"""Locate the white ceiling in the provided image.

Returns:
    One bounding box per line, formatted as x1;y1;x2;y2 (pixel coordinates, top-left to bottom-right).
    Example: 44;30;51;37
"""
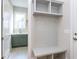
10;0;28;8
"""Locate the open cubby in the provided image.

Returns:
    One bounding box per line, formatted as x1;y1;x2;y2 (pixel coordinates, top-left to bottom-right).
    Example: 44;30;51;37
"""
36;0;50;12
51;2;63;14
54;52;65;59
37;55;52;59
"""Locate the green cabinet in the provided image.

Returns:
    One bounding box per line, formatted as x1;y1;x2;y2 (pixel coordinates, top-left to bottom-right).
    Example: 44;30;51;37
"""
11;34;28;48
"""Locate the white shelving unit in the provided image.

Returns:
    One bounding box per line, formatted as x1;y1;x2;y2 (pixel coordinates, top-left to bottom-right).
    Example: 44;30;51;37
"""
33;0;63;16
31;0;66;59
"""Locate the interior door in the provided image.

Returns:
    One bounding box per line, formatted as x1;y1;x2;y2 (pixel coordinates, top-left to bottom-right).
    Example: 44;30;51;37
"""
3;0;10;58
72;0;77;59
70;0;77;59
2;0;12;59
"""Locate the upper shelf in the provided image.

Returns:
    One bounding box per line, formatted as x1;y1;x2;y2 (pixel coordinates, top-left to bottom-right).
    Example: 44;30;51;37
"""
33;0;63;16
33;11;63;16
51;0;63;5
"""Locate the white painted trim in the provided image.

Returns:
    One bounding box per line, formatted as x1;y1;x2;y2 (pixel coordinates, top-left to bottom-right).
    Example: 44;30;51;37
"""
28;0;32;59
70;0;77;59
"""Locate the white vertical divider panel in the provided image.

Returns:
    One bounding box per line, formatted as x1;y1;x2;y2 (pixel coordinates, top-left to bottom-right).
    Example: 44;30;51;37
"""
49;0;51;13
34;0;36;12
28;0;33;59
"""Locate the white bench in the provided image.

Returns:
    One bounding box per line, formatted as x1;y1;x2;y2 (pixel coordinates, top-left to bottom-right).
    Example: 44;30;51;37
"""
33;47;67;59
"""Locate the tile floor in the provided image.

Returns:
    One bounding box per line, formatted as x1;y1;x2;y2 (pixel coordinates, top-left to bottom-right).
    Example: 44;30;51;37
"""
8;47;28;59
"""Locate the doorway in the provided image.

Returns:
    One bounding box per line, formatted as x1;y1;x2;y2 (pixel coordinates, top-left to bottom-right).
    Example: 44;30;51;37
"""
2;0;28;59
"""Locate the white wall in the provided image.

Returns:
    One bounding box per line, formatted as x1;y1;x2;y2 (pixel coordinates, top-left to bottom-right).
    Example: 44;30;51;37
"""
10;0;28;8
32;16;59;48
3;0;13;59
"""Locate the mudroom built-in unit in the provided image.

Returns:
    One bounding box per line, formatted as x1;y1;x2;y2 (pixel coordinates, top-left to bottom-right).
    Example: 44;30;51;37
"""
28;0;67;59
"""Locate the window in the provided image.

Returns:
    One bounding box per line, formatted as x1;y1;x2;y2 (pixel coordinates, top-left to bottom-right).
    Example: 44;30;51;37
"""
13;12;27;34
